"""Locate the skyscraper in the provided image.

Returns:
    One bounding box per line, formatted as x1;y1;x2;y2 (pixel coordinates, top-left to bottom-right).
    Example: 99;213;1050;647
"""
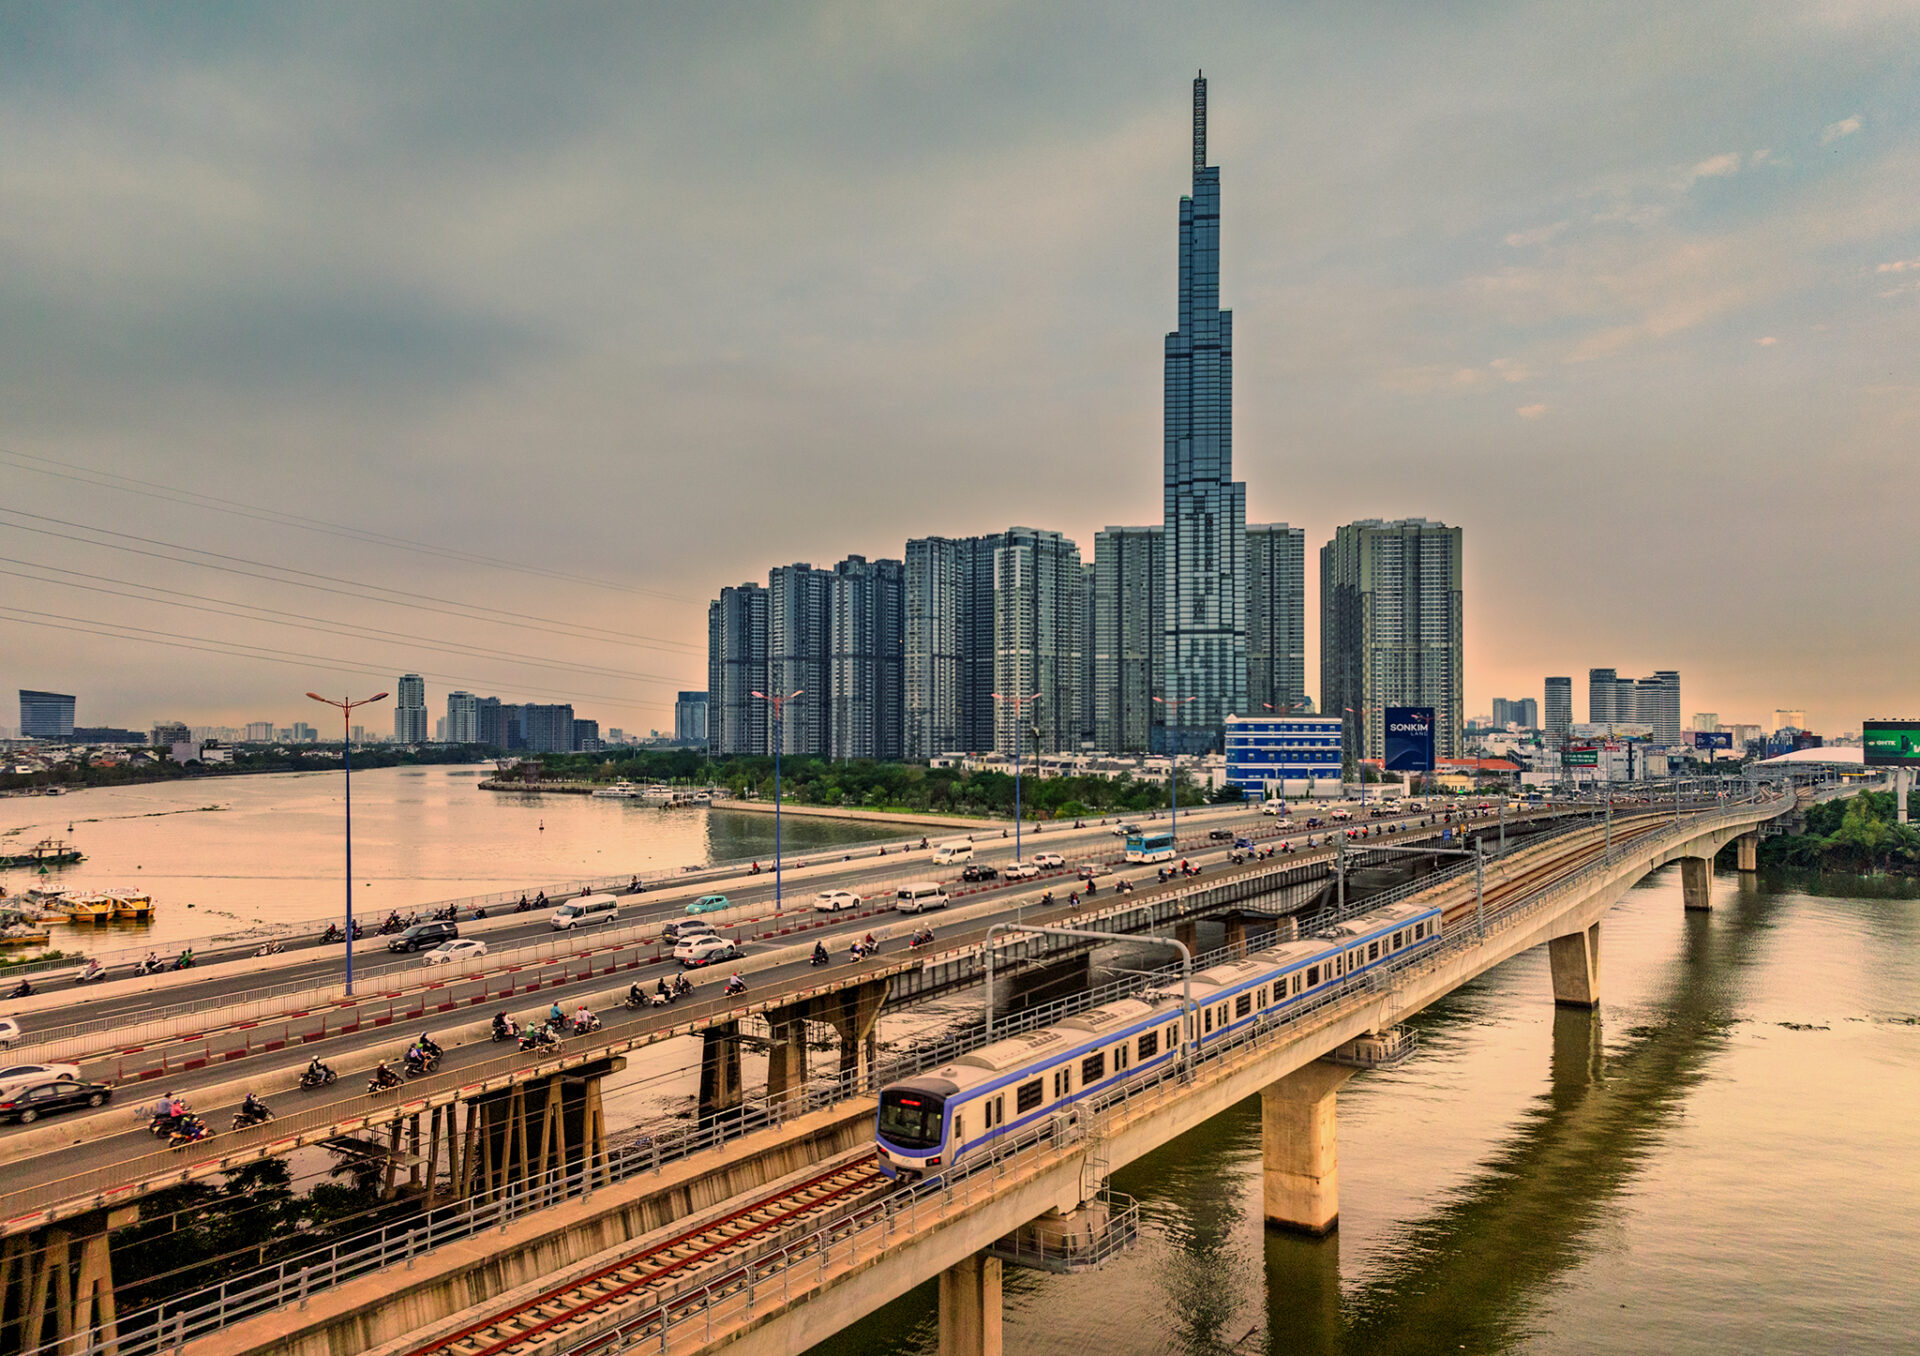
767;563;832;757
1246;524;1306;720
520;704;575;755
1320;518;1464;761
1091;526;1164;753
1586;668;1617;725
826;555;906;761
394;674;428;743
1162;71;1247;754
992;528;1084;756
18;690;75;741
1644;670;1681;745
905;536;965;759
673;691;709;745
707;583;768;756
445;691;479;744
1544;677;1573;743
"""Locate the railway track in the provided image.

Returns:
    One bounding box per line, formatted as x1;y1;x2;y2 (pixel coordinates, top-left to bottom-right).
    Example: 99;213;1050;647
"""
1437;816;1667;928
409;1154;890;1356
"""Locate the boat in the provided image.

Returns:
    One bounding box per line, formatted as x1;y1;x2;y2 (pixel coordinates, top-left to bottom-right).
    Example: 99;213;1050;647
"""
591;781;643;799
0;921;50;947
102;889;155;923
0;839;84;870
48;894;113;925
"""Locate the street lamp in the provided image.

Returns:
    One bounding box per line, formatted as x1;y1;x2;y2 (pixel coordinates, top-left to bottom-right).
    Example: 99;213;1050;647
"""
1343;706;1369;808
1153;696;1199;842
991;692;1042;863
1263;700;1308;806
307;690;389;995
751;689;804;909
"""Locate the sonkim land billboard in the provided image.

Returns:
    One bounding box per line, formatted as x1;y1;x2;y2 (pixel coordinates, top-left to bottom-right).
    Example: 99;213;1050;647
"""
1862;720;1920;767
1383;707;1435;772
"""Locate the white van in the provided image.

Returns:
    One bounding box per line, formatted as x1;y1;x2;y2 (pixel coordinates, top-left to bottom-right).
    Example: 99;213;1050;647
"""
930;839;974;866
896;882;951;914
550;894;620;931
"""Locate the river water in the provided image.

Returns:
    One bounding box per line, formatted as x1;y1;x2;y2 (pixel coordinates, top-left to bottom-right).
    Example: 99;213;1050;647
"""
811;867;1920;1356
0;766;901;951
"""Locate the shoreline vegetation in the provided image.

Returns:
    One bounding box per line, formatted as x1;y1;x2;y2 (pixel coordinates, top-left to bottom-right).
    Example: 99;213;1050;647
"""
1;744;497;795
1723;790;1920;879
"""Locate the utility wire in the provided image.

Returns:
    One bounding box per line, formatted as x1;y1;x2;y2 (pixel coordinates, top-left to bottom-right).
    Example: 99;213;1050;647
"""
0;444;693;603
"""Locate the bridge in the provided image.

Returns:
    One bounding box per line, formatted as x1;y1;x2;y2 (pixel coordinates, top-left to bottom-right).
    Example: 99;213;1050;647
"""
0;776;1861;1356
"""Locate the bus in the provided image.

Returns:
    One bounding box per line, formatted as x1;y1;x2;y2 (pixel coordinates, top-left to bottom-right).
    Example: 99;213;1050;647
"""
1125;829;1176;864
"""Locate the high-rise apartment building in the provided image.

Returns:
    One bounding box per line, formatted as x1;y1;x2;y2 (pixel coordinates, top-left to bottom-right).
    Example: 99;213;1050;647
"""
394;674;428;744
826;555;906;761
1246;524;1306;720
673;691;708;745
1515;697;1538;729
1320;518;1464;761
444;691;480;744
1587;668;1617;725
1161;72;1247;754
476;697;516;749
1770;709;1806;733
18;690;75;740
904;537;966;759
520;704;575;755
707;583;768;756
243;720;275;743
992;528;1084;756
572;719;601;753
1643;670;1681;745
1544;678;1572;744
1091;526;1164;754
767;563;832;757
1693;713;1720;732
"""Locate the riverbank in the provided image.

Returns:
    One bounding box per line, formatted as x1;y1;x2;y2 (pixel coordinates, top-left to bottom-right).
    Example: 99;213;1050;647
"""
706;799;1006;831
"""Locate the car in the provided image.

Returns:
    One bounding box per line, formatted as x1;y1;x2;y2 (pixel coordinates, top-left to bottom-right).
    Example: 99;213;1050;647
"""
1304;816;1323;828
1329;810;1353;822
0;1078;112;1124
1208;828;1236;841
960;864;998;883
1112;823;1142;837
1076;862;1111;879
662;919;718;944
0;1061;82;1101
675;934;740;967
813;890;862;913
1032;853;1065;870
1004;861;1041;880
0;1018;19;1051
686;894;732;915
1259;802;1286;816
421;938;488;966
387;920;458;953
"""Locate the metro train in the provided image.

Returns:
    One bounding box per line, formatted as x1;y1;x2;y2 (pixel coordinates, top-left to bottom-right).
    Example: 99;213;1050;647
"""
875;896;1443;1179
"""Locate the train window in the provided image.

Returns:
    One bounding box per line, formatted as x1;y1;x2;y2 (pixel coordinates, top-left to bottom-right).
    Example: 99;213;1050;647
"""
1017;1079;1044;1114
1392;931;1403;950
1369;941;1380;961
1169;1023;1180;1049
1138;1029;1159;1060
992;1096;1004;1128
954;1113;965;1141
1082;1052;1106;1083
1054;1068;1070;1098
1203;1007;1213;1034
1235;994;1252;1018
1114;1042;1129;1071
1307;965;1320;987
1258;986;1268;1007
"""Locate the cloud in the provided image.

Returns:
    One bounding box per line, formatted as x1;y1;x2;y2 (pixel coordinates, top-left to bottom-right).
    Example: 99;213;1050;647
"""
1504;221;1568;248
1688;152;1742;181
1516;403;1548;419
1756;335;1779;345
1381;358;1530;394
1489;357;1530;383
1821;114;1862;144
1878;258;1920;273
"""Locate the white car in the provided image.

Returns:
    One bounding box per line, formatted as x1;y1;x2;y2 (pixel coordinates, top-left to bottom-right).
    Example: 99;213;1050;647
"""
0;1017;19;1051
1004;861;1041;880
421;939;488;966
675;935;740;967
813;890;862;913
0;1060;81;1100
1032;852;1066;870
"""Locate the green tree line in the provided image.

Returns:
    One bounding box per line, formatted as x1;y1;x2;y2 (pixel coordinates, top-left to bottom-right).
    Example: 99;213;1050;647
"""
1741;790;1920;876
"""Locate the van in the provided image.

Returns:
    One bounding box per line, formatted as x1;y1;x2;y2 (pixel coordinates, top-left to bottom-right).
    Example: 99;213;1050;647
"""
930;839;974;866
896;882;951;914
549;894;620;931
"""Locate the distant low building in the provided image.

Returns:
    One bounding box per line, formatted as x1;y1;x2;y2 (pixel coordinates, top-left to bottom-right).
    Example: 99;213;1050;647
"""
151;720;190;748
20;690;76;741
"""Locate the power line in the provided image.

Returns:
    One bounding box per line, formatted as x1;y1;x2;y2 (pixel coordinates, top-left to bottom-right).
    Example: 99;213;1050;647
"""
0;444;694;603
0;510;696;655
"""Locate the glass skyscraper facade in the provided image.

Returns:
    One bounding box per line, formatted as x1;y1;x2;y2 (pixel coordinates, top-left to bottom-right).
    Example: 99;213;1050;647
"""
1162;71;1247;754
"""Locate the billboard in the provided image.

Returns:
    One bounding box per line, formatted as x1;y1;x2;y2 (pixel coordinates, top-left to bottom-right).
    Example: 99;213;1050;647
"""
1690;730;1733;750
1862;720;1920;767
1564;747;1599;767
1383;707;1435;772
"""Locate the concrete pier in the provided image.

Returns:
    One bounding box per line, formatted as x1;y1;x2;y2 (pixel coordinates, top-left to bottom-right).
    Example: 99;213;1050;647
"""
764;1008;809;1109
1548;922;1601;1009
937;1252;1002;1356
698;1023;742;1119
1259;1062;1358;1235
1736;832;1759;873
1680;856;1713;911
823;980;887;1093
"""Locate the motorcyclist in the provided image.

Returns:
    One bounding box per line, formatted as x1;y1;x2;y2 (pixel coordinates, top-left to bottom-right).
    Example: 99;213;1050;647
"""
238;1092;269;1123
79;958;104;981
492;1011;514;1039
7;978;31;998
534;891;547;907
418;1032;443;1060
405;1042;427;1071
573;1002;595;1032
656;975;672;1000
863;933;877;952
628;981;646;1006
142;951;161;972
372;1061;400;1089
812;941;830;965
673;974;693;997
306;1055;331;1084
724;972;746;995
548;1001;564;1029
849;939;865;961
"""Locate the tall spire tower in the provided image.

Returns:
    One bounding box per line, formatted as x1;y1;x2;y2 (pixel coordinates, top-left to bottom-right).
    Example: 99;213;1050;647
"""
1161;70;1247;753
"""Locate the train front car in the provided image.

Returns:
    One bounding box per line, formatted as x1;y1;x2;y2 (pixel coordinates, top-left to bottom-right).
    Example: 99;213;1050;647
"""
875;1076;956;1179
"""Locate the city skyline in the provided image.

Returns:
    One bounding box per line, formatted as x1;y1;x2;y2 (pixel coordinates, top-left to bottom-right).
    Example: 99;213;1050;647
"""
2;8;1912;734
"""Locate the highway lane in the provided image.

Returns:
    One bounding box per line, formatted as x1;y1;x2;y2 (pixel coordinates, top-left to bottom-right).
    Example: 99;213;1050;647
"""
13;803;1274;1031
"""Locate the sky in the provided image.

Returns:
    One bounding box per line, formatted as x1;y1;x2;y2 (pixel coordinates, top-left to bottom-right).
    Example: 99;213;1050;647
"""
1;1;1915;737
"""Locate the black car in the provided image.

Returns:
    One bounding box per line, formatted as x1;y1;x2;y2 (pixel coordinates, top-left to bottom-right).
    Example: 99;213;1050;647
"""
0;1078;112;1124
388;920;459;953
960;864;999;883
1208;828;1236;841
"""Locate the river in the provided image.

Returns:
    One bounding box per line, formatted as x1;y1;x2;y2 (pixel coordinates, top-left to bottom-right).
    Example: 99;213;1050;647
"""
810;866;1920;1355
0;766;902;951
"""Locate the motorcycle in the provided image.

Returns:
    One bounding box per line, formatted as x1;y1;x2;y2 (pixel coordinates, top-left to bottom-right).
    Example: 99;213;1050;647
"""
232;1100;273;1130
673;975;694;999
253;941;284;957
299;1061;338;1089
514;895;531;913
403;1050;439;1078
810;947;831;967
723;976;747;997
168;1117;213;1148
907;930;935;950
74;962;106;985
147;1109;189;1138
567;1012;602;1036
320;924;342;944
491;1016;520;1042
170;952;196;971
134;956;164;977
519;1025;560;1053
368;1068;402;1094
378;914;405;936
8;979;33;999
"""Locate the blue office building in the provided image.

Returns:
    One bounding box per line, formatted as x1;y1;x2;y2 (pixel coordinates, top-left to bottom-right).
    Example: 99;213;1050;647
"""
1161;71;1248;755
1224;714;1343;796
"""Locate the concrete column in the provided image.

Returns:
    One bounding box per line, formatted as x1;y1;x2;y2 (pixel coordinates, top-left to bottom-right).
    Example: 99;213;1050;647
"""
937;1251;1002;1356
824;980;886;1093
1224;915;1250;955
698;1022;743;1119
764;1005;809;1109
1736;832;1759;873
1259;1061;1358;1235
1547;922;1600;1009
1680;855;1712;912
1174;918;1199;955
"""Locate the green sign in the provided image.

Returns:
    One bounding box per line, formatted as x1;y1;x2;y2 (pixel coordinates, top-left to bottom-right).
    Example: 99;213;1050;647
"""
1863;720;1920;767
1564;748;1599;767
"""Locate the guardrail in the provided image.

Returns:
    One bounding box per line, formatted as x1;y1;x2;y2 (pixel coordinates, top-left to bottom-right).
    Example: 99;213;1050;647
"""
11;794;1783;1356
